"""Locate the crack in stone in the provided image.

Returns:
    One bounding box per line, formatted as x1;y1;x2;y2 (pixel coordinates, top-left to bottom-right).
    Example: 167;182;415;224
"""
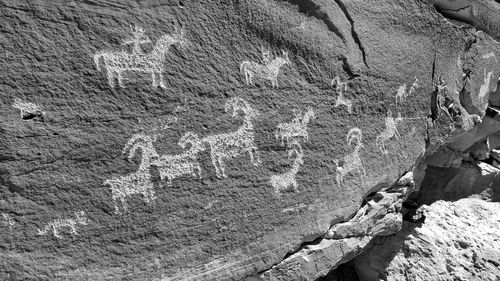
333;0;369;68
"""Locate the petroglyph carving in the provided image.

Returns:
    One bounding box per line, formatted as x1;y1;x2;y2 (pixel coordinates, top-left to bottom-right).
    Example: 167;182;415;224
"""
202;97;261;178
333;128;366;185
2;213;15;230
375;111;403;154
12;98;45;121
271;141;304;196
479;69;494;103
151;132;205;186
94;26;187;88
275;108;315;145
240;50;291;88
332;76;353;113
395;77;419;105
482;52;498;62
104;134;159;214
37;211;88;239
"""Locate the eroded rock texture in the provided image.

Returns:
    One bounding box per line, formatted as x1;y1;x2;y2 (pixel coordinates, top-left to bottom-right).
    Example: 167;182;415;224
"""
354;198;500;281
0;0;499;280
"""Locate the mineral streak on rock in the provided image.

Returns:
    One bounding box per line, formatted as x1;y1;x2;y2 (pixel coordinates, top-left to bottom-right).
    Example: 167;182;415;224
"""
0;0;499;280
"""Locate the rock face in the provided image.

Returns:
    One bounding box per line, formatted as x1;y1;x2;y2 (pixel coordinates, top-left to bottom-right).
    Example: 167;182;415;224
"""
354;198;500;281
0;0;499;280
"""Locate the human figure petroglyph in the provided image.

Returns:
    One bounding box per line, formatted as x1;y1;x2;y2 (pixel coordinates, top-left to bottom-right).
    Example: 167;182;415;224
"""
94;27;187;88
275;108;315;145
104;134;159;214
240;50;291;88
375;111;403;154
332;76;353;113
37;211;88;239
151;132;205;186
333;128;365;185
12;98;45;121
479;69;494;103
202;97;261;178
122;26;151;55
270;141;304;196
2;213;15;230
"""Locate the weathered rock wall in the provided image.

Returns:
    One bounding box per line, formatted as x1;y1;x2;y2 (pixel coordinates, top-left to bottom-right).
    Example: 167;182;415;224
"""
0;0;499;280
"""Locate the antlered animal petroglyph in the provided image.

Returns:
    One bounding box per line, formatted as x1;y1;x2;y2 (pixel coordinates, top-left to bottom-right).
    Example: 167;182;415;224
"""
12;98;45;121
151;132;205;186
333;128;365;185
375;111;403;154
332;76;353;113
240;50;291;88
275;108;315;145
94;26;187;88
270;141;304;196
104;134;159;214
37;211;88;239
202;98;261;178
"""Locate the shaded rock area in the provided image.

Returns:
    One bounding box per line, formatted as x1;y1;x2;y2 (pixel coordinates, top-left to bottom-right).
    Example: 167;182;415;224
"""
354;198;500;281
0;0;499;280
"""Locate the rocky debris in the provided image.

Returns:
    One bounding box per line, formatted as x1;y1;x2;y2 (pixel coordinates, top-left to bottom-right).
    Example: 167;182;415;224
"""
354;198;500;281
0;0;499;280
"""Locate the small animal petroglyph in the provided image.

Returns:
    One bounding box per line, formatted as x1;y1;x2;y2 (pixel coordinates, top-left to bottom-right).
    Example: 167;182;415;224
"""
479;69;494;103
332;76;353;113
12;98;45;121
275;108;315;145
271;141;304;196
94;26;187;88
240;50;291;88
395;77;418;105
202;97;261;178
333;128;365;185
104;134;159;214
375;111;403;154
151;132;205;186
37;211;88;239
2;213;15;230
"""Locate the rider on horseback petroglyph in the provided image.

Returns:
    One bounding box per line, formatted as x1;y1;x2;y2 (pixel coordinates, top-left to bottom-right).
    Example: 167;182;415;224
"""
123;26;151;55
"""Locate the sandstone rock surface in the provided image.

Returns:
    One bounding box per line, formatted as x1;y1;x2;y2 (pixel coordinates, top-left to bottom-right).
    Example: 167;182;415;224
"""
0;0;499;280
354;198;500;281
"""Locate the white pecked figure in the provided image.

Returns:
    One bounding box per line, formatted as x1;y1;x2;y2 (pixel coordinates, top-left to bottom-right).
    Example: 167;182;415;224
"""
37;211;88;239
275;107;315;145
375;111;403;154
271;140;304;196
333;128;366;185
240;50;291;88
202;97;261;178
332;76;353;113
104;134;159;214
94;27;187;89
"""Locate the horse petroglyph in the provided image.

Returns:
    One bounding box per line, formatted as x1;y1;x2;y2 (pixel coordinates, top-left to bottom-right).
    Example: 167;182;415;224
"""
395;77;419;105
37;211;88;239
333;128;365;185
270;140;304;196
479;69;494;103
376;111;403;154
202;97;261;178
151;132;205;186
332;76;353;113
94;26;187;88
275;108;315;145
12;98;45;121
240;49;291;88
104;134;159;214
